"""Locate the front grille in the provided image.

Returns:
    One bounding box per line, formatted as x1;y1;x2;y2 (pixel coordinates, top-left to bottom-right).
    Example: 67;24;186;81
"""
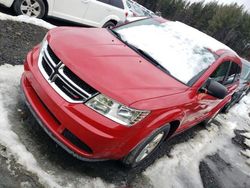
47;45;60;65
38;42;98;103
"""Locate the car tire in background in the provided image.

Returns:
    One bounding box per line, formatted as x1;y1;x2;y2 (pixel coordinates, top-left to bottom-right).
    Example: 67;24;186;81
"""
13;0;46;18
102;21;116;28
122;125;170;168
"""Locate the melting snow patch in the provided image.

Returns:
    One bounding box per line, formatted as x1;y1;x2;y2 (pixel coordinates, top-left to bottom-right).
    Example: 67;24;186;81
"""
241;132;250;139
241;149;250;158
0;12;55;29
0;65;60;187
144;95;250;188
0;64;114;188
245;139;250;148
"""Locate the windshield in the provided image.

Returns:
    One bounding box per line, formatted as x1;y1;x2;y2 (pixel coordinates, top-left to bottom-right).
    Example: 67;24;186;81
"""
114;19;231;86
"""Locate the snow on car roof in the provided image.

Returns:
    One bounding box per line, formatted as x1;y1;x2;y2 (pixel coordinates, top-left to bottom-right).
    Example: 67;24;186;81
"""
117;20;236;84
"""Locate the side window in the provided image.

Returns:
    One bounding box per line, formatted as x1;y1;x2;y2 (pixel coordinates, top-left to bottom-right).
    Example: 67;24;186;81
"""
110;0;124;9
210;62;230;84
224;62;241;85
97;0;110;5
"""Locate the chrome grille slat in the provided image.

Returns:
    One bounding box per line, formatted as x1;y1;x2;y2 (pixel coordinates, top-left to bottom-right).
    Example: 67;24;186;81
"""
53;75;87;102
58;68;92;98
56;75;89;99
42;56;54;76
38;42;98;103
44;48;57;67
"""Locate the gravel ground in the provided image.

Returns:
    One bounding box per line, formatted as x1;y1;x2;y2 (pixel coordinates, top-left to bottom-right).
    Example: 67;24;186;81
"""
0;20;47;65
0;19;249;188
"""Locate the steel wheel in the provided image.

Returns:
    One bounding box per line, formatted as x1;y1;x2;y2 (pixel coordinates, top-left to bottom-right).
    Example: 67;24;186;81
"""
135;132;164;163
122;125;170;168
14;0;46;18
20;0;41;17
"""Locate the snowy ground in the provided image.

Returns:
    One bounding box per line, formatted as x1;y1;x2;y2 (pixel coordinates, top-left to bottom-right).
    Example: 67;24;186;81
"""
0;12;249;188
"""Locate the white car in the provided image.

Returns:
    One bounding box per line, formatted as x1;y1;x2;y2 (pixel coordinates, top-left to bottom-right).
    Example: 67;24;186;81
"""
126;0;155;17
0;0;129;27
125;0;155;22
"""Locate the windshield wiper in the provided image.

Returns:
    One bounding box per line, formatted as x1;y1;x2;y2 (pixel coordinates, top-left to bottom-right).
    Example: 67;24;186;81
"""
126;43;171;75
108;29;170;75
108;28;123;41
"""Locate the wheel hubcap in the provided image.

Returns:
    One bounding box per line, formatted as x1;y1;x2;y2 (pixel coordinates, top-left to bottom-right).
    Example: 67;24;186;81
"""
135;132;164;163
20;0;41;17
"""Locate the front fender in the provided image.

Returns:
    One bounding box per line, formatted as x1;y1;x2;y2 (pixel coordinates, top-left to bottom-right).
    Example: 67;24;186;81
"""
117;108;184;158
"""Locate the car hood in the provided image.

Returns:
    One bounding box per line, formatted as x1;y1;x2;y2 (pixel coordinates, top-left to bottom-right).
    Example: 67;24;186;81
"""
47;27;188;108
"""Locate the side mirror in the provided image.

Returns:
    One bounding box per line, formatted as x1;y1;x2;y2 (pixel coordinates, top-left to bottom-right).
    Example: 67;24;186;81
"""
203;79;228;99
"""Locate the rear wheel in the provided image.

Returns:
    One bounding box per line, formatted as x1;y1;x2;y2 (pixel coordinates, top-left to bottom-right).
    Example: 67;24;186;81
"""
122;126;170;168
13;0;46;18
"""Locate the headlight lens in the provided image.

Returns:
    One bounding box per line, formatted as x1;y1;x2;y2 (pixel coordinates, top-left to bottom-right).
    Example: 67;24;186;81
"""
86;94;150;126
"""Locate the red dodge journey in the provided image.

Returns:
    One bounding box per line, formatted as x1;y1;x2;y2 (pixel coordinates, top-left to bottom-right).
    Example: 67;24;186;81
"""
21;18;241;167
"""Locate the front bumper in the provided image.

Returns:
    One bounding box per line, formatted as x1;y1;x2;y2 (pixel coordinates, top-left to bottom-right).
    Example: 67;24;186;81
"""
21;47;143;160
21;81;103;161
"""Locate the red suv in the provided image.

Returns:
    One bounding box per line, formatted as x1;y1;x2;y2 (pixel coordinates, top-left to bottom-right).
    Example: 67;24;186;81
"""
21;18;241;167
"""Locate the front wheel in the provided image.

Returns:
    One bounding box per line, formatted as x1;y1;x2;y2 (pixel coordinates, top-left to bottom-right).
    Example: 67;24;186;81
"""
13;0;46;18
122;126;170;168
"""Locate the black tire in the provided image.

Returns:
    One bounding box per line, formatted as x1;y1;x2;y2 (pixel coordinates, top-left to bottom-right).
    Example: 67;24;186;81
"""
13;0;46;18
122;125;170;168
102;21;116;28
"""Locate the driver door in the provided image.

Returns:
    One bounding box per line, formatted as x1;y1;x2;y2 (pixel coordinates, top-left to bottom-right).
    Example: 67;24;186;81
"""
180;61;239;131
195;61;241;120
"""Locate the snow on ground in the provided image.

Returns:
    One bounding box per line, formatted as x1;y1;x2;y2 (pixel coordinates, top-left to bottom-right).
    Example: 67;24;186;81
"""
0;12;55;29
0;64;114;188
0;65;249;188
0;65;61;187
241;130;250;159
241;132;250;139
144;95;250;188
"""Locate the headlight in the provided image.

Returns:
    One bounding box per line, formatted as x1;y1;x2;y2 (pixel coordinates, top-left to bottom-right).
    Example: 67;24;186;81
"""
86;94;150;126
